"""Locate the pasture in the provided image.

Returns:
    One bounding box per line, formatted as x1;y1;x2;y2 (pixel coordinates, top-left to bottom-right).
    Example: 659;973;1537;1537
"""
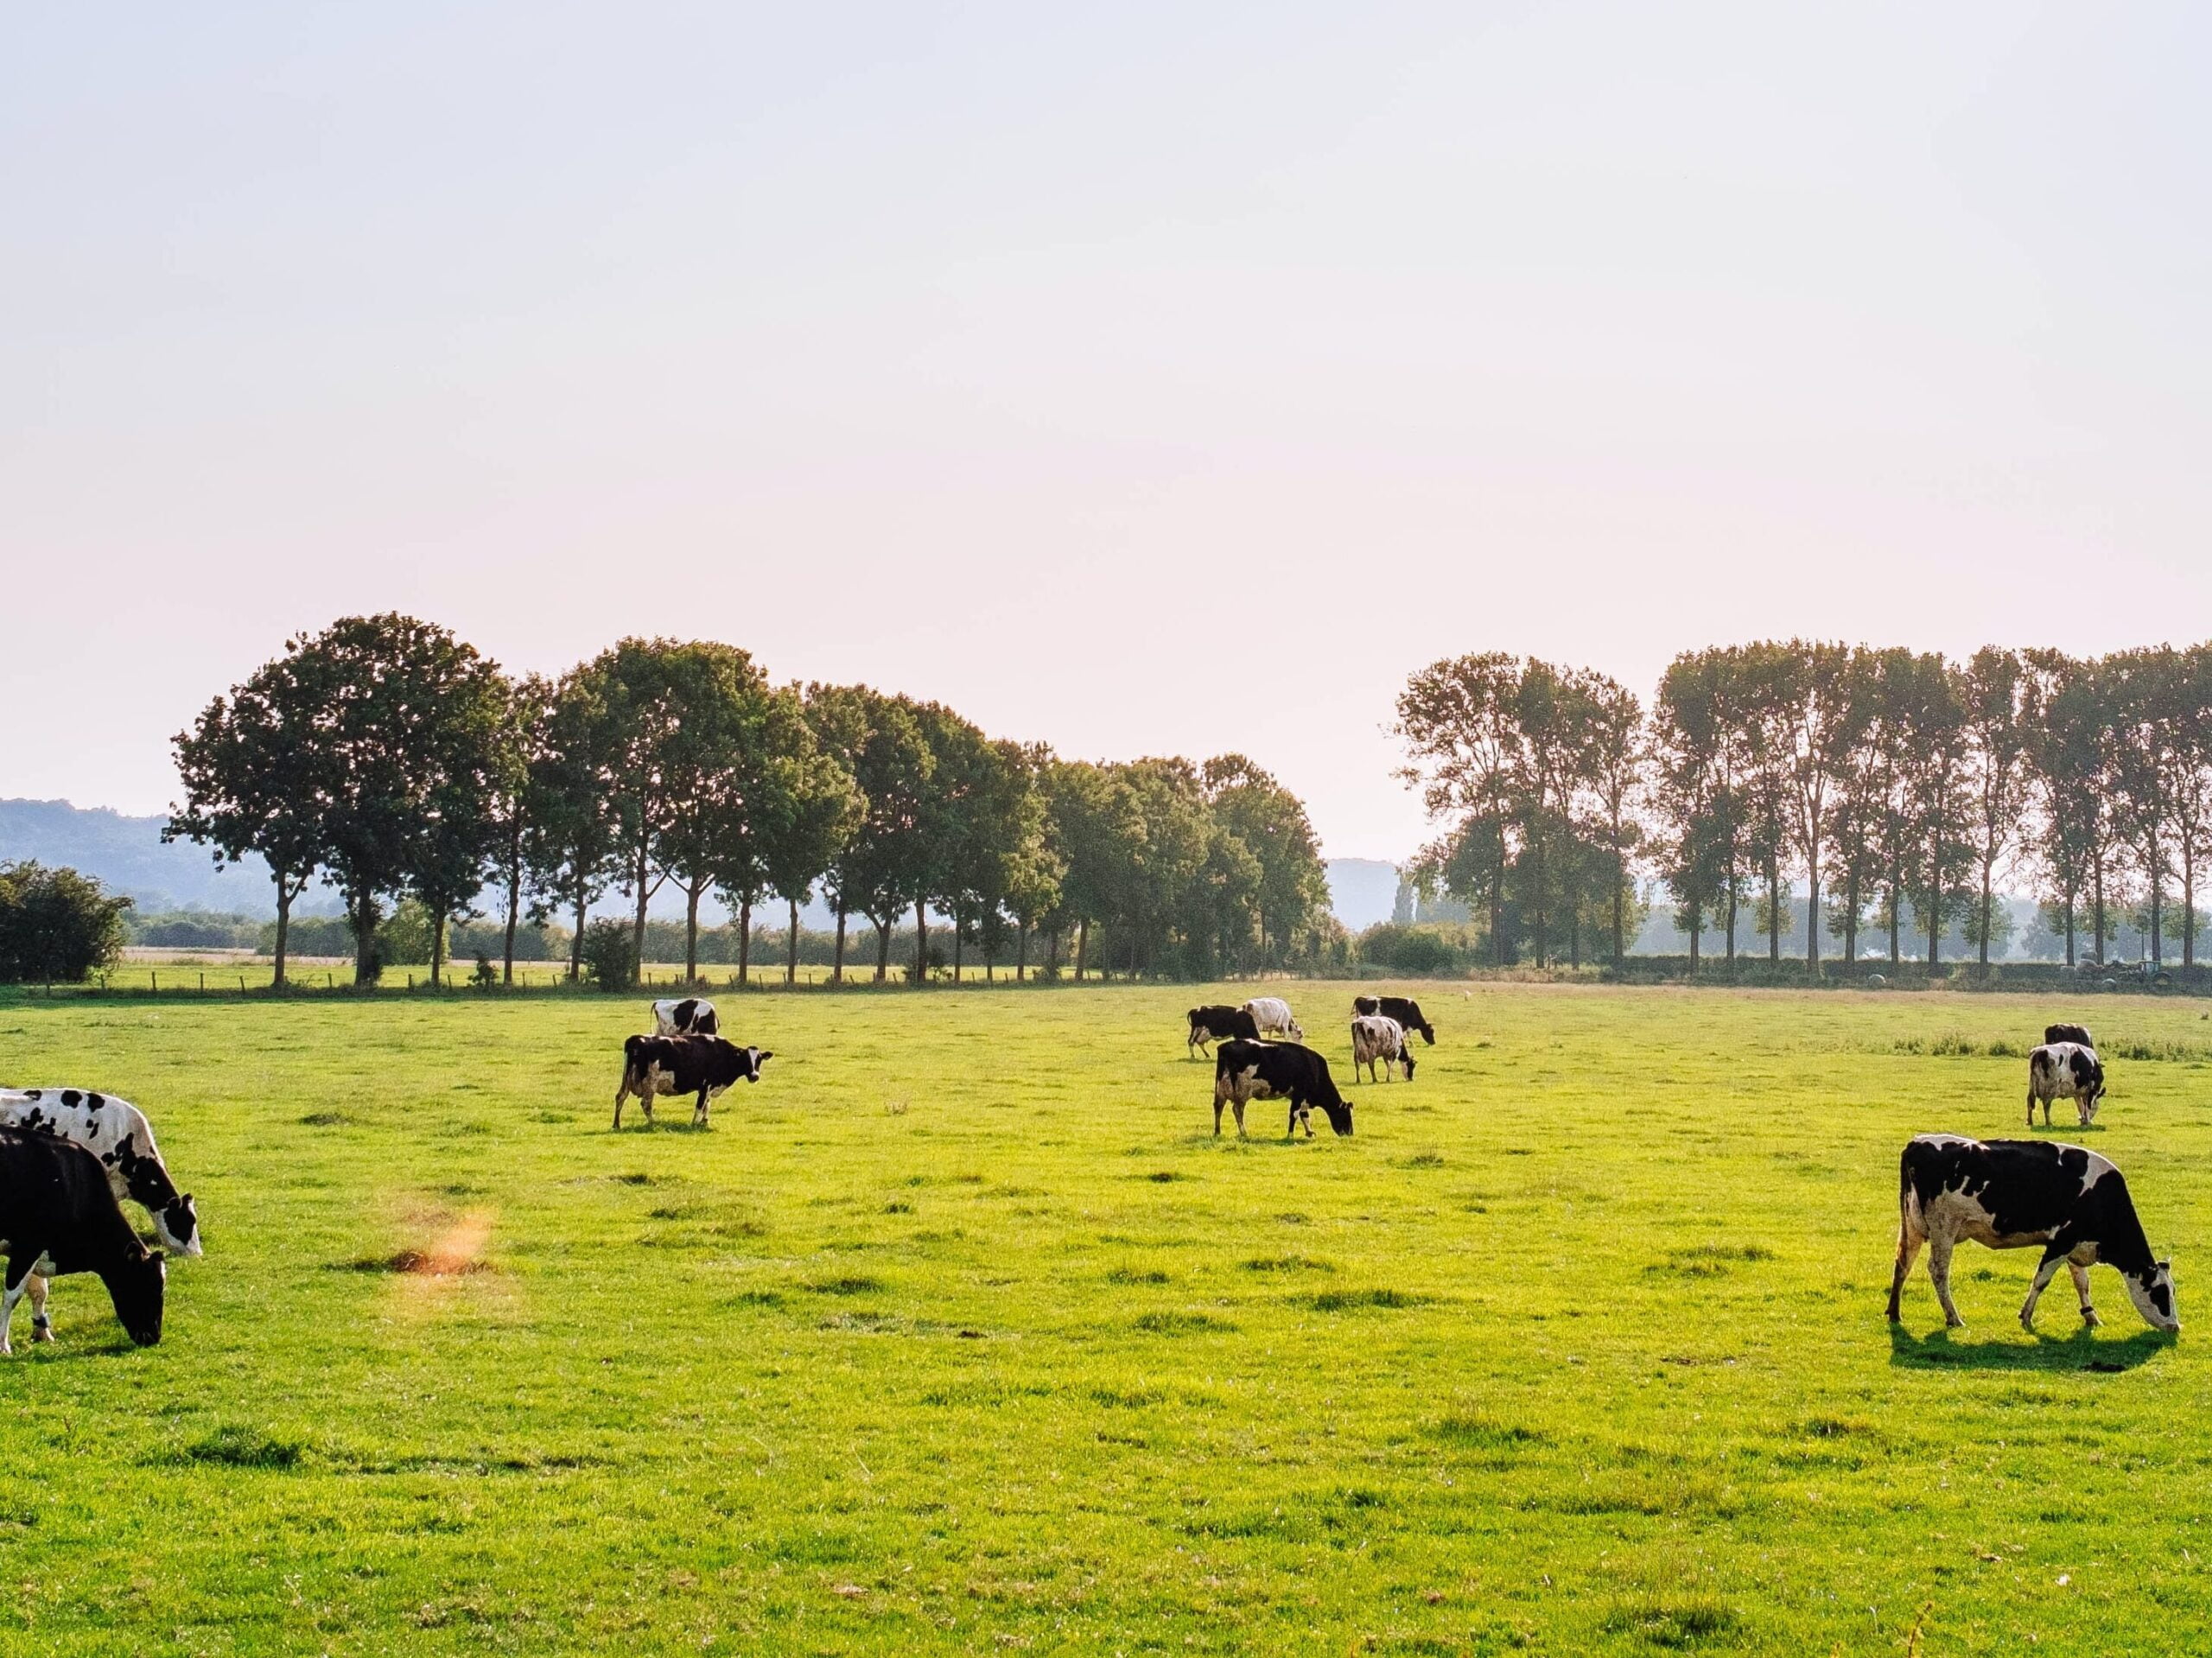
1;983;2209;1655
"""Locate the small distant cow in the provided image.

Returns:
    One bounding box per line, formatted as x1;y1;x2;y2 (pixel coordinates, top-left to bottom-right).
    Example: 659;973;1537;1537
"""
0;1088;200;1345
1889;1133;2177;1333
652;997;720;1037
2044;1023;2094;1049
0;1128;167;1355
1353;994;1435;1045
1350;1015;1415;1083
1186;1004;1259;1058
1211;1039;1351;1139
2028;1042;2105;1128
1240;997;1304;1040
614;1035;772;1129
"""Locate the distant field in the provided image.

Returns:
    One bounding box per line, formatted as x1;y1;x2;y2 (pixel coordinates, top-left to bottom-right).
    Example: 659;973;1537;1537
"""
0;983;2209;1655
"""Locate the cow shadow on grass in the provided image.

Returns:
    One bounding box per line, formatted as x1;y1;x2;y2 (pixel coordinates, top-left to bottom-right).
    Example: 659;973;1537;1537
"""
1889;1323;2174;1374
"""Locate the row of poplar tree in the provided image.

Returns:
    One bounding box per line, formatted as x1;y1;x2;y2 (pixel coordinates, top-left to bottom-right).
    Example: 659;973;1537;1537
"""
168;614;1334;988
1395;642;2212;971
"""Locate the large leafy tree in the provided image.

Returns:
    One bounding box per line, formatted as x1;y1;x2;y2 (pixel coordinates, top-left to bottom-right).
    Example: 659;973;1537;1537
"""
237;614;511;985
1202;754;1330;972
1395;652;1523;966
527;669;627;984
1959;646;2033;976
168;645;334;988
810;685;935;983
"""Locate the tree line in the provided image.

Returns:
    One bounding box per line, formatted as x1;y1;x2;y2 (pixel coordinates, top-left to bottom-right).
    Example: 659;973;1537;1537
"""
169;614;1335;990
1396;643;2212;974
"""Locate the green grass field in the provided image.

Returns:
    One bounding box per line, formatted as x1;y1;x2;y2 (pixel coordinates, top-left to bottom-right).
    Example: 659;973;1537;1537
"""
2;982;2209;1655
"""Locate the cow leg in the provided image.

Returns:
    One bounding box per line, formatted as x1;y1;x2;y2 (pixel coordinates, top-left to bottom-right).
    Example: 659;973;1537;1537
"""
2027;1086;2036;1128
1212;1097;1224;1136
2068;1260;2100;1325
0;1253;40;1356
613;1076;630;1130
2021;1247;2068;1331
1887;1216;1924;1323
26;1274;49;1344
1928;1236;1965;1329
1233;1100;1247;1138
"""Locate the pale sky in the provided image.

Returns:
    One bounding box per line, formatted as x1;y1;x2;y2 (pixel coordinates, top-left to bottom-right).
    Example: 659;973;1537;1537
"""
5;3;2210;859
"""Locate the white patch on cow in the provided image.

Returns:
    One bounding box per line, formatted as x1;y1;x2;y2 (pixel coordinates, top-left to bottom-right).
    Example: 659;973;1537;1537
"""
1350;1015;1408;1083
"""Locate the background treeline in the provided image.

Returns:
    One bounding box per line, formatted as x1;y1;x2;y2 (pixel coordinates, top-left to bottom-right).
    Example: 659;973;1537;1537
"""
0;862;134;984
1397;643;2212;973
168;614;1338;990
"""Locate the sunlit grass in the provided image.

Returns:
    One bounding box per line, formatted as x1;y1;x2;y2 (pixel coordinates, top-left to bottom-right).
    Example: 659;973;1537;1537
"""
0;981;2206;1653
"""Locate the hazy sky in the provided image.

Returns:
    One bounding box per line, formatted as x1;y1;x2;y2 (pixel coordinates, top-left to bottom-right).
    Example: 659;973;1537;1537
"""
6;4;2210;859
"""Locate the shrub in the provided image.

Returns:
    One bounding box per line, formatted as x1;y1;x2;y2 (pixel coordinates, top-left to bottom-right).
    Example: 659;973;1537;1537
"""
580;918;639;991
0;862;132;984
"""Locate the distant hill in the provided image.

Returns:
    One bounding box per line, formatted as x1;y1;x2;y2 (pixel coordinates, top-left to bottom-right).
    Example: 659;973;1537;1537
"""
1324;859;1400;932
0;797;308;914
6;800;1408;933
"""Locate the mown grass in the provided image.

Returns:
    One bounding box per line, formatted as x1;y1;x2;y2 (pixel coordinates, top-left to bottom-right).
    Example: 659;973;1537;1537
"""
0;981;2209;1653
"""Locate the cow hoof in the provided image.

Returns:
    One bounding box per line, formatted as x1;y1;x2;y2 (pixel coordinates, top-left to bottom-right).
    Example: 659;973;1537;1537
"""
2082;1309;2101;1327
1947;1317;1967;1331
30;1325;53;1345
2019;1313;2036;1332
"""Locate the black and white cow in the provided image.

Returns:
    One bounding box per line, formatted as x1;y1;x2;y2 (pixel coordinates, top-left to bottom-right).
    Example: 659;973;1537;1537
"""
1240;997;1304;1040
651;997;720;1038
1349;1014;1415;1083
1211;1039;1352;1139
1888;1134;2177;1333
0;1088;200;1345
2027;1042;2105;1128
1186;1004;1260;1058
1353;994;1435;1045
2044;1022;2094;1049
0;1128;166;1354
613;1034;772;1128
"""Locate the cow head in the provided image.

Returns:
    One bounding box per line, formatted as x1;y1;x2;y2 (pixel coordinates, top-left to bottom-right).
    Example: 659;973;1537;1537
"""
746;1049;773;1082
2126;1258;2180;1332
1400;1050;1417;1082
104;1251;166;1347
156;1192;203;1258
1316;1096;1353;1136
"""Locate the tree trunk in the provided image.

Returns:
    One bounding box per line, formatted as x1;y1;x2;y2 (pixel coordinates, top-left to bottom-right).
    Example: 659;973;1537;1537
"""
632;840;651;973
833;902;848;985
2064;891;2075;968
1725;853;1738;969
430;912;448;988
952;910;964;984
1016;922;1028;981
1491;845;1506;968
684;883;702;985
570;883;588;982
788;897;801;985
874;916;891;983
2147;843;2164;965
352;891;378;984
502;863;521;987
1767;859;1780;963
1613;845;1626;964
1687;901;1700;971
1076;917;1090;981
271;873;295;990
2185;859;2196;970
1842;872;1858;967
2094;856;2107;964
739;899;753;986
914;898;927;986
1927;854;1941;968
1889;858;1901;965
1978;858;1994;975
1806;849;1821;975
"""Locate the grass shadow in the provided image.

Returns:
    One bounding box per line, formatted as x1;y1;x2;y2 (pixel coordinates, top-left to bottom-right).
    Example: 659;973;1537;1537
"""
1889;1322;2173;1373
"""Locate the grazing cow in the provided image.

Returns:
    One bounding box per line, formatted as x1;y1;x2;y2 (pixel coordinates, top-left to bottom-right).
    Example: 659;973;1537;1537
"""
0;1128;165;1354
1353;994;1435;1045
1186;1004;1259;1058
613;1035;772;1128
651;997;720;1038
1239;997;1304;1040
1888;1133;2177;1333
2044;1023;2094;1049
0;1088;200;1344
1349;1015;1416;1083
1211;1039;1351;1139
2027;1043;2105;1128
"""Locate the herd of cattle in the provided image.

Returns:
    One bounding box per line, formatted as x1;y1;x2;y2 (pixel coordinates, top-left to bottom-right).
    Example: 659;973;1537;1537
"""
0;997;2186;1354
